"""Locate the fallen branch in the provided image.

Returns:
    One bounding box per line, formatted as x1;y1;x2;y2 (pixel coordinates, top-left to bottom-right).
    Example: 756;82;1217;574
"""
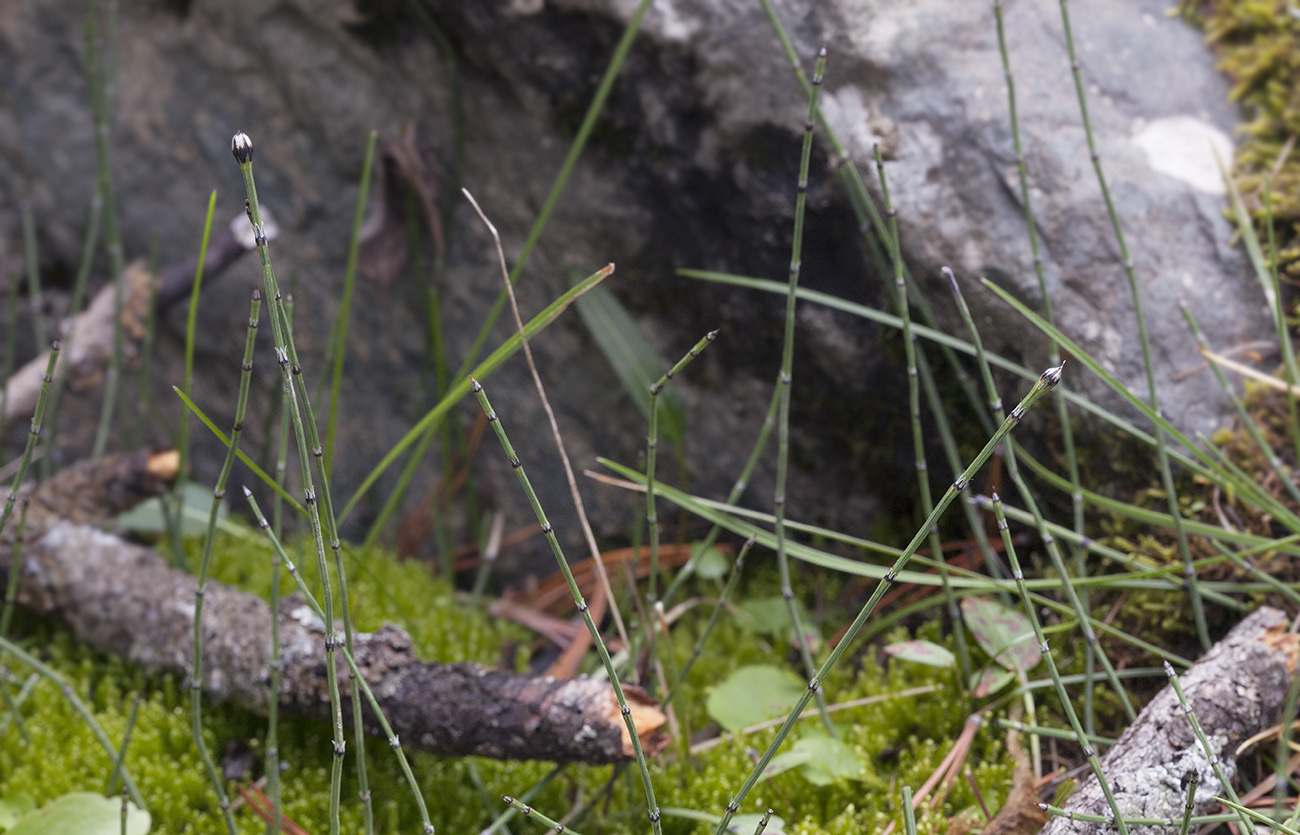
2;450;668;764
3;211;266;429
1041;607;1298;835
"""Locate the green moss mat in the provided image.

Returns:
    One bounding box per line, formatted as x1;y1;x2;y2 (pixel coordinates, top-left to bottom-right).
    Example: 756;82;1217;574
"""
0;528;1013;833
1180;0;1300;275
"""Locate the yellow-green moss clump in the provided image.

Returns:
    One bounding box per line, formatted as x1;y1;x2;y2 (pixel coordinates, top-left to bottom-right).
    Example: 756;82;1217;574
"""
0;527;1012;833
1179;0;1300;275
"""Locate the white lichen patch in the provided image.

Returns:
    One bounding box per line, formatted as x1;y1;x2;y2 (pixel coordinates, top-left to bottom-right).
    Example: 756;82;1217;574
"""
1131;116;1234;195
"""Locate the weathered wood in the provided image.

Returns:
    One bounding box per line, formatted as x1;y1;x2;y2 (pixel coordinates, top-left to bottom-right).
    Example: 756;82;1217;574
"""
1041;607;1298;835
2;450;668;764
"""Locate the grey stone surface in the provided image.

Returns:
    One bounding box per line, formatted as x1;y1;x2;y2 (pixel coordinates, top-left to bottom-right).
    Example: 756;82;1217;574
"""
0;0;1265;577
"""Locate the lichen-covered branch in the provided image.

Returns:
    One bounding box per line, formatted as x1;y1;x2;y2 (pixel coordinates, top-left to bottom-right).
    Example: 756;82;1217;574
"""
1041;607;1298;835
2;450;668;764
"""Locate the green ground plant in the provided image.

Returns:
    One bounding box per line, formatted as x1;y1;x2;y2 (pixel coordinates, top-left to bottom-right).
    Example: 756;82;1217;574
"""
3;2;1300;835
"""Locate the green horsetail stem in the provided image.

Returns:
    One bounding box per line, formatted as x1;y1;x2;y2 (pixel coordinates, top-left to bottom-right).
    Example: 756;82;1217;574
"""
710;362;1065;835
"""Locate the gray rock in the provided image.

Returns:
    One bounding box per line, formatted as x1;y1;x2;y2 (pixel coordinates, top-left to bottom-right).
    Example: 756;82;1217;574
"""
0;0;1262;578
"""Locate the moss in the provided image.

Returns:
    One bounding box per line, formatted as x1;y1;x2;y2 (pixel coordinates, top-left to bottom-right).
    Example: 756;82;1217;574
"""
1179;0;1300;276
0;525;1012;834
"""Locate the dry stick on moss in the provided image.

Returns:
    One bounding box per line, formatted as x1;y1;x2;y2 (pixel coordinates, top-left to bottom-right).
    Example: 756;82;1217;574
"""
874;151;971;686
469;377;666;835
2;263;153;432
771;47;835;736
1036;604;1298;835
1054;0;1210;651
189;289;261;835
460;189;635;663
1;450;666;766
710;362;1065;835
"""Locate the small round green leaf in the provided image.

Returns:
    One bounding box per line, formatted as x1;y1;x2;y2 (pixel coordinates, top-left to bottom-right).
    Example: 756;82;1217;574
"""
884;639;956;668
693;545;731;580
706;664;805;732
6;792;150;835
960;596;1041;673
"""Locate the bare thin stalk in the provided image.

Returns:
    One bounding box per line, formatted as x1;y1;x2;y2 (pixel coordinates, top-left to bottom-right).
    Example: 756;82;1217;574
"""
43;191;103;479
667;536;755;702
470;377;662;835
0;501;29;638
901;786;918;835
21;208;48;353
244;489;435;834
643;331;718;708
482;765;564;835
711;363;1064;835
646;330;717;605
756;0;997;439
267;509;283;835
773;47;834;735
0;344;59;542
173;191;219;570
946;269;1135;722
874;153;971;687
348;0;656;523
189;288;261;835
500;797;583;835
1055;0;1208;650
2;282;15;435
1181;303;1300;508
1038;806;1240;827
992;0;1092;732
1180;772;1200;835
1164;661;1256;835
989;493;1130;835
322;129;378;483
461;188;633;657
660;386;779;607
85;10;125;461
230;132;349;835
